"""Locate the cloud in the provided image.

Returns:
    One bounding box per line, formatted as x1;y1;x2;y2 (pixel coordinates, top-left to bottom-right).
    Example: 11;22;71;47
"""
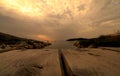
0;0;120;40
77;4;85;11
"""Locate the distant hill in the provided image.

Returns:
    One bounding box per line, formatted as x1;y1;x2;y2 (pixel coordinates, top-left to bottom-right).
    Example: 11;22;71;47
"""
0;32;51;49
0;32;27;44
67;38;88;41
67;33;120;48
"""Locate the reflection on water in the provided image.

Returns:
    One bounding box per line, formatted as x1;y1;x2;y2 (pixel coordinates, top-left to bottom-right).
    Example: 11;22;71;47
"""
45;40;77;49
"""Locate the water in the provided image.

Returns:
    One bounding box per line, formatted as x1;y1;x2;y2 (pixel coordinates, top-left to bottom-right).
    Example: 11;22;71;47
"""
45;40;77;49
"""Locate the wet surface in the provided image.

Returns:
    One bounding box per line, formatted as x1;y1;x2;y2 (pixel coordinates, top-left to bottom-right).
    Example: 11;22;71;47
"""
45;40;77;49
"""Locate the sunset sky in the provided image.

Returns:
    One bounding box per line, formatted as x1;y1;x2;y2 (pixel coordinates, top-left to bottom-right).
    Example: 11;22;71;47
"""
0;0;120;41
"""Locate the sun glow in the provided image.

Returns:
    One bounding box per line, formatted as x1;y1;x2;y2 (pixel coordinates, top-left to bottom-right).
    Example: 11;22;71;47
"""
37;35;52;41
0;0;43;17
0;0;92;18
20;6;42;17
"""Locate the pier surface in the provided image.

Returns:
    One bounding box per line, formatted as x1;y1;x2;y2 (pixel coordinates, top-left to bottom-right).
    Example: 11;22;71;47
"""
0;48;120;76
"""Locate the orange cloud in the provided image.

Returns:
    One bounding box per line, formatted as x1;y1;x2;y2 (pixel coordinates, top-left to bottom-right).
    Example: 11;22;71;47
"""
0;0;92;18
37;34;52;41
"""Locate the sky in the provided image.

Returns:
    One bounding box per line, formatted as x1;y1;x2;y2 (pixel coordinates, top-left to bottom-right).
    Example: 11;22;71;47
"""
0;0;120;41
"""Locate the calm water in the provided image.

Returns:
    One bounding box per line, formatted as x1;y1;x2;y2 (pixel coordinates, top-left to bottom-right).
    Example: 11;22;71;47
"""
45;40;77;49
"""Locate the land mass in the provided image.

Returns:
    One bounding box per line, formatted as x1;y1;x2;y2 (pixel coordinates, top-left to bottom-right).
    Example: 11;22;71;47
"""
67;32;120;48
0;32;51;50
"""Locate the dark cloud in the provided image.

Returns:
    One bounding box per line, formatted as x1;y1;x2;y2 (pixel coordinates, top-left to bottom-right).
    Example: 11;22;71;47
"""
47;14;63;19
77;4;85;11
0;14;46;38
62;7;73;19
